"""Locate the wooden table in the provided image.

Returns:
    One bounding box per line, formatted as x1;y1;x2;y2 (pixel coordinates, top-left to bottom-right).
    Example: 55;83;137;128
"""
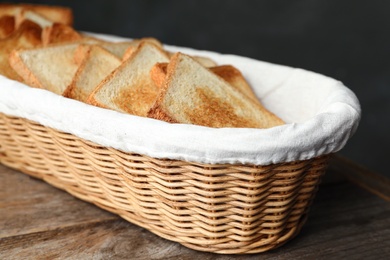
1;155;389;259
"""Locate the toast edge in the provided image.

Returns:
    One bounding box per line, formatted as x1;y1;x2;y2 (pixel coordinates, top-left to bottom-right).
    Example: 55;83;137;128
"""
62;45;93;100
147;53;182;123
150;62;167;89
9;49;44;89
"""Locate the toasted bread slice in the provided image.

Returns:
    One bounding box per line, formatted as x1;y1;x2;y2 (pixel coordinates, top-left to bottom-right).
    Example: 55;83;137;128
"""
0;3;73;26
42;23;81;46
0;15;15;39
88;42;169;116
64;45;121;102
150;63;259;102
0;20;42;81
148;53;284;128
9;42;82;94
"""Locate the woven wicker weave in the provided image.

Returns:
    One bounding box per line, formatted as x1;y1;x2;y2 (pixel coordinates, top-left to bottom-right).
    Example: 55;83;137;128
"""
0;112;330;254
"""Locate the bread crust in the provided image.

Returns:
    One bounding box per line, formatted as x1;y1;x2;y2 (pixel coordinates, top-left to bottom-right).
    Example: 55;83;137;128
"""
63;45;92;100
150;62;168;88
146;106;179;123
65;45;121;102
0;15;15;39
147;53;182;123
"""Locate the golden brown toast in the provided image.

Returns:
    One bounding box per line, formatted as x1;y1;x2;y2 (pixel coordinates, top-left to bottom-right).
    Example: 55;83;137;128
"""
0;20;42;81
9;42;82;94
63;45;121;102
87;42;169;116
148;53;284;128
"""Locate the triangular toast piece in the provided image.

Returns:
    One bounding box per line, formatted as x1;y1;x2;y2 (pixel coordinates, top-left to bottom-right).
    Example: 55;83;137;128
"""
151;62;259;102
9;42;81;94
87;42;169;116
0;20;42;81
63;45;121;102
148;53;284;128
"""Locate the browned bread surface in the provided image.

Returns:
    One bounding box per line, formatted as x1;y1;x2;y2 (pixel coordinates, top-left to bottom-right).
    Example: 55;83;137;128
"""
9;42;81;94
87;42;170;116
150;62;167;88
64;45;121;102
0;15;15;39
148;53;284;128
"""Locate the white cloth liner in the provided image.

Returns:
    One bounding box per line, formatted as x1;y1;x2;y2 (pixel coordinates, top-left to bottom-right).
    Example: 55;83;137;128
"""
0;33;361;165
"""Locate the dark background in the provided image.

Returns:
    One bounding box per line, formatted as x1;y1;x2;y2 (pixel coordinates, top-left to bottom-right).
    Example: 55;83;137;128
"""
4;0;390;178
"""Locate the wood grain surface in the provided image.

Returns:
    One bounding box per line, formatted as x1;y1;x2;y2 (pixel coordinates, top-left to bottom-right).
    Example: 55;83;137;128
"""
1;160;389;260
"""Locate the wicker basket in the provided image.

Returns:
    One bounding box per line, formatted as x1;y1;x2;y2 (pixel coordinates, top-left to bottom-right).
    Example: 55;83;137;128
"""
0;33;360;254
0;112;330;254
